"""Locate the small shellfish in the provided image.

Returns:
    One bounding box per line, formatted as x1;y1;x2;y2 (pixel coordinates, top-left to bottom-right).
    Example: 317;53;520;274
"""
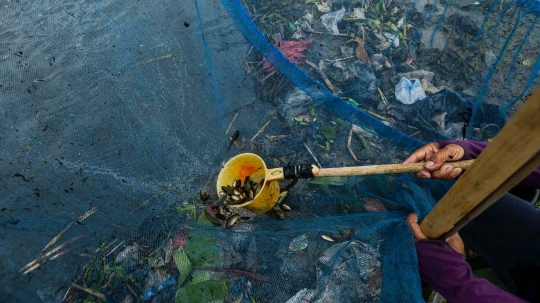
320;235;335;242
211;195;227;209
226;214;242;229
280;204;291;212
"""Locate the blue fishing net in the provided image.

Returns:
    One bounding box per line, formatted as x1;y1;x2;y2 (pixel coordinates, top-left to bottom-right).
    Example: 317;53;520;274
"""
1;0;538;302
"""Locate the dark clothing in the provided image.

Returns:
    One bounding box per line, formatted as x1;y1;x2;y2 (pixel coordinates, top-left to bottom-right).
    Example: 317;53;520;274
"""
415;140;540;302
439;140;540;188
416;240;528;303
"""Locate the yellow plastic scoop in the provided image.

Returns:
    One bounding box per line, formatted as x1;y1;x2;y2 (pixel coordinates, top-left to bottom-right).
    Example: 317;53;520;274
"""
217;153;474;214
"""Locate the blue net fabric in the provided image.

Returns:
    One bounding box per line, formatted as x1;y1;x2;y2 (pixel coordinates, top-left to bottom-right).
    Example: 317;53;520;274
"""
1;0;538;302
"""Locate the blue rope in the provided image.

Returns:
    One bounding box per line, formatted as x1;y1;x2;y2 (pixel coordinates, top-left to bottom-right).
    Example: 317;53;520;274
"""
468;6;523;137
506;14;539;81
518;0;540;13
194;0;226;128
491;0;518;43
430;0;453;48
220;0;425;153
474;0;501;40
501;53;540;115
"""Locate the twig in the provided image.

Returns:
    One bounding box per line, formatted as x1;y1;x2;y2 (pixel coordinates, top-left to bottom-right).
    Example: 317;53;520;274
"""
134;54;172;67
505;3;517;15
71;283;106;300
22;236;86;274
126;283;141;300
343;18;364;22
106;240;125;257
194;266;267;281
62;286;72;302
332;55;356;62
305;60;341;95
41;207;96;254
304;143;323;168
231;97;257;114
260;70;277;83
238;57;251;74
251;117;275;141
21;230;88;275
49;249;70;260
409;131;421;137
331;33;349;36
378;87;389;107
403;14;407;37
225;112;238;135
348;128;362;163
366;109;390;122
22;263;40;275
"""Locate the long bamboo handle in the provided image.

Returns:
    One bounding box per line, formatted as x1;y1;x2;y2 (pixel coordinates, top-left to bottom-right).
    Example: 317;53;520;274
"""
311;160;475;177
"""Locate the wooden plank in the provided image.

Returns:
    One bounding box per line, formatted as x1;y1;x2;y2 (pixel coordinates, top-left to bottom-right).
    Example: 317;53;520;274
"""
441;152;540;238
420;89;540;239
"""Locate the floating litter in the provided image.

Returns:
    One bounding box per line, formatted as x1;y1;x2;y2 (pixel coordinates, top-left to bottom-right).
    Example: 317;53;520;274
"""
289;234;309;252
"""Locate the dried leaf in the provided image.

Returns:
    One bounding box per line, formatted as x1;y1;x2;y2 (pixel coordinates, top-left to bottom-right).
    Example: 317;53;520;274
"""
347;38;369;63
263;39;314;72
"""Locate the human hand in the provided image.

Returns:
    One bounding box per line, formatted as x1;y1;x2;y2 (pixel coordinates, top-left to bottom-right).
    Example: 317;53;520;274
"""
403;142;465;180
406;213;464;254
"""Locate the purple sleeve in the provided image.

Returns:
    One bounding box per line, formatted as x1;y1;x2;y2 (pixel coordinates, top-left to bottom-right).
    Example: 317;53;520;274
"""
416;240;527;303
439;140;540;188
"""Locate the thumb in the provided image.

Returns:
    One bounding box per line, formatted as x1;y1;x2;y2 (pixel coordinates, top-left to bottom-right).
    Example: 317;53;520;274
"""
425;144;464;171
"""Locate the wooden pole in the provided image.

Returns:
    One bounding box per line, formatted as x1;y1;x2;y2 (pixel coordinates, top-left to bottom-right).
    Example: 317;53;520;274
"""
312;160;474;177
420;89;540;239
264;160;474;182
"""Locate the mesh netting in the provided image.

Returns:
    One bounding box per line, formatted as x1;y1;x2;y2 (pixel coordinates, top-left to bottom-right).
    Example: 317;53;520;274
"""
1;0;539;302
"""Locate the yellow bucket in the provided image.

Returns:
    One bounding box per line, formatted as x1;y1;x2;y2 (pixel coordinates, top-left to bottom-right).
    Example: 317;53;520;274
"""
216;153;280;214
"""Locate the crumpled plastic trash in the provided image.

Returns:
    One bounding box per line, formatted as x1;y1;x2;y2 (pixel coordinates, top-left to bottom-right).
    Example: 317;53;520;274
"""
350;8;365;19
320;8;345;34
383;32;399;48
279;88;313;120
347;61;377;93
115;245;140;266
288;234;309;252
143;269;177;301
485;50;497;67
395;77;426;105
315;1;332;13
286;241;382;303
340;45;354;56
443;122;465;140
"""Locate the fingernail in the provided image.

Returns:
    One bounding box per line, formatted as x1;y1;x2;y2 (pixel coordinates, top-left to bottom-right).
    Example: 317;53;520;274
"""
445;166;452;173
425;161;435;168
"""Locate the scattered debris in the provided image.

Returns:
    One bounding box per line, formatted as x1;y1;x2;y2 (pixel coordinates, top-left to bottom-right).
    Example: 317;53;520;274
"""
263;39;314;72
394;77;427;105
251;117;276;141
20;207;96;275
289;234;309;252
228;130;240;150
320;8;346;35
